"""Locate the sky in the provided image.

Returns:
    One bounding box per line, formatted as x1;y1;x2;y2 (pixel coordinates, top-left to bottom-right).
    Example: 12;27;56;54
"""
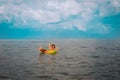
0;0;120;39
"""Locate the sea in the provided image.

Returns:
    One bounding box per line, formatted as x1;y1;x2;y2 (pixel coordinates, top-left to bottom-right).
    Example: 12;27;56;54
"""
0;39;120;80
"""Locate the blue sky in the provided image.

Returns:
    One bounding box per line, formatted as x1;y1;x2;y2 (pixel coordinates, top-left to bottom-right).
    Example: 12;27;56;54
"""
0;0;120;39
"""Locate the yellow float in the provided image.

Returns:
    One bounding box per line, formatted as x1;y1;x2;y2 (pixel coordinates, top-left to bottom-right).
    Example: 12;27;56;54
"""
46;50;57;55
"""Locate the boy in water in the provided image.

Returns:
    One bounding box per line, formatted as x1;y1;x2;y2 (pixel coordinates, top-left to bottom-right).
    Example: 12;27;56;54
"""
38;44;58;54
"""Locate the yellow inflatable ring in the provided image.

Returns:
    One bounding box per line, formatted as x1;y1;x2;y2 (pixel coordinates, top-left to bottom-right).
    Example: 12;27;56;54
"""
46;50;57;55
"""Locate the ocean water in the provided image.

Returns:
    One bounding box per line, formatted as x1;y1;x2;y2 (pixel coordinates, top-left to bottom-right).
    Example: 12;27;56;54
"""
0;39;120;80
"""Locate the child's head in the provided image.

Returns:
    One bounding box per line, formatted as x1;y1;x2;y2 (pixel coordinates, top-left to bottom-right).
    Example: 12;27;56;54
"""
51;44;56;48
48;44;56;49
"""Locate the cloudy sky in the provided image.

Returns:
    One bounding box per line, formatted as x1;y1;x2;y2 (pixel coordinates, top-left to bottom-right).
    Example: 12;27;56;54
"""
0;0;120;39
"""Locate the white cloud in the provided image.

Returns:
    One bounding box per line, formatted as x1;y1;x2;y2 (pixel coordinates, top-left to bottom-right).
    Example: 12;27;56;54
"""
111;0;120;8
99;2;118;16
0;6;4;14
90;23;112;34
98;0;120;16
0;0;120;32
74;23;86;31
110;0;120;13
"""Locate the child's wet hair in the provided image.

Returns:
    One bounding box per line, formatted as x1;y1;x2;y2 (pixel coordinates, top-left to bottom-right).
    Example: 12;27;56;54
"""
51;44;56;48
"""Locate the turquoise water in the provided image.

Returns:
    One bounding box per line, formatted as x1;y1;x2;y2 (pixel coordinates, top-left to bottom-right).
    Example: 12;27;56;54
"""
0;39;120;80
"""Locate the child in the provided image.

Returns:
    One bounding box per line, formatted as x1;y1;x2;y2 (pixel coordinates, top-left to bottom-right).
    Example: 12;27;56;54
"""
38;44;58;54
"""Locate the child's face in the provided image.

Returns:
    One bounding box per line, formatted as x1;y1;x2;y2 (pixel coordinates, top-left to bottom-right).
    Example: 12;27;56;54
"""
48;45;55;49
